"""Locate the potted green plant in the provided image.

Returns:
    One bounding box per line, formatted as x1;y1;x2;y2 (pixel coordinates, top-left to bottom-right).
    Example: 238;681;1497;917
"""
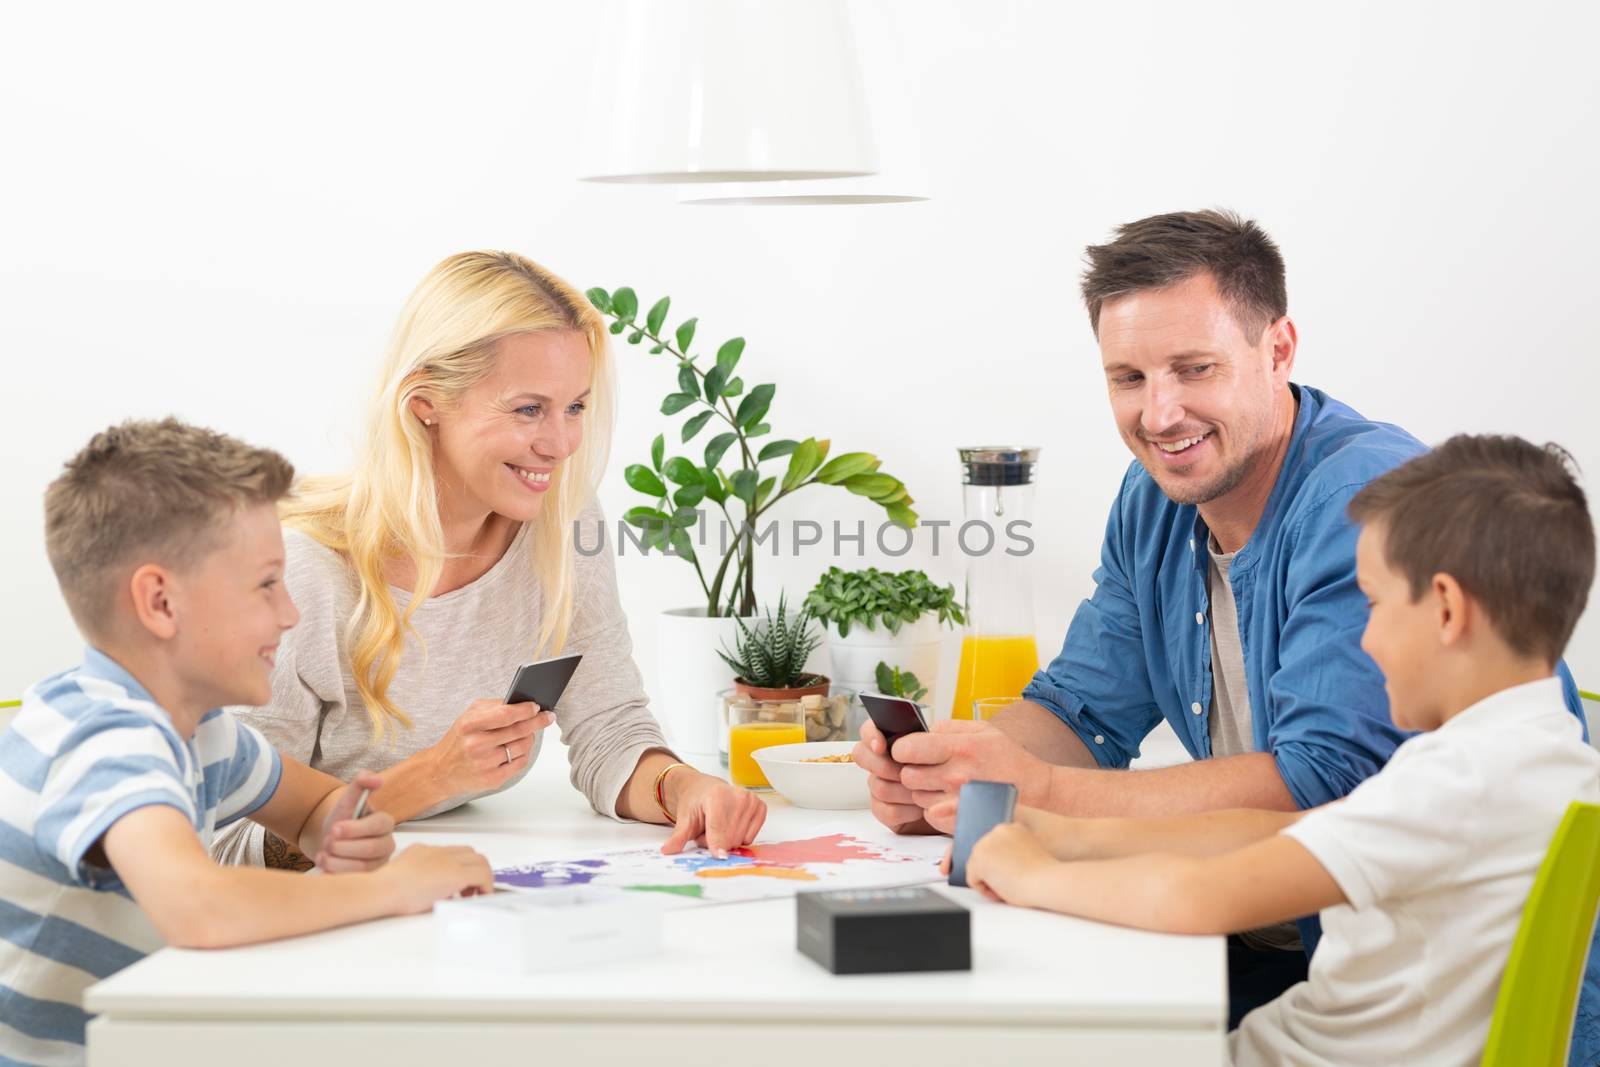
874;661;929;704
804;566;964;709
716;595;827;701
585;285;920;752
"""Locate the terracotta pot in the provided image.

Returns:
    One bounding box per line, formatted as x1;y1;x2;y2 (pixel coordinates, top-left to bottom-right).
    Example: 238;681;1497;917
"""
734;675;831;702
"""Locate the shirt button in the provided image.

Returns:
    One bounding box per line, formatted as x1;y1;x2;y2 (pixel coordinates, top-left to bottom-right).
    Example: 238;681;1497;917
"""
1094;735;1105;745
1191;702;1202;715
1195;611;1204;625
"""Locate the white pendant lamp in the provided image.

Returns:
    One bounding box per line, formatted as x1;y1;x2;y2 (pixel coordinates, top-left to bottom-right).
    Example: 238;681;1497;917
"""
580;0;878;184
677;177;927;206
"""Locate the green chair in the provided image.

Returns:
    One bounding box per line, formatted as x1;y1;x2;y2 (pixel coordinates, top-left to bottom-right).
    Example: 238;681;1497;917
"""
1481;801;1600;1067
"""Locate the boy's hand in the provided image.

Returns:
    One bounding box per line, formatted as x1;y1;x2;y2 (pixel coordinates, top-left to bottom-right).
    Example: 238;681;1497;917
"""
964;822;1056;907
379;845;495;913
430;699;554;798
926;799;1085;857
661;775;767;858
315;771;395;873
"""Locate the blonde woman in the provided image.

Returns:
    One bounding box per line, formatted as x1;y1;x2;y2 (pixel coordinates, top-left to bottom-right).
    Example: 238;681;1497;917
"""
212;251;765;869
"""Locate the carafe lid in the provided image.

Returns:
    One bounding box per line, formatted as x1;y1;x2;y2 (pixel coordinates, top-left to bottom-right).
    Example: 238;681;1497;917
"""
959;446;1040;486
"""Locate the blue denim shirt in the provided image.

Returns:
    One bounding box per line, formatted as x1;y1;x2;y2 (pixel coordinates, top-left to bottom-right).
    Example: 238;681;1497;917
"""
1022;384;1592;1030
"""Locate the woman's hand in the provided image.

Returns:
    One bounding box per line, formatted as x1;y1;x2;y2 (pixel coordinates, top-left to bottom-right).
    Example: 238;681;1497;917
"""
660;772;768;858
963;821;1058;907
427;699;554;800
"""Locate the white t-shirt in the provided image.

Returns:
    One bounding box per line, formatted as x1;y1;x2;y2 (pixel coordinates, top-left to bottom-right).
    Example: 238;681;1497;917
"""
1231;677;1600;1067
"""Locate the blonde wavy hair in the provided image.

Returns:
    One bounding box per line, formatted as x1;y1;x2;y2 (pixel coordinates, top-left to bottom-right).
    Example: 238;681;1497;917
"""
283;251;615;738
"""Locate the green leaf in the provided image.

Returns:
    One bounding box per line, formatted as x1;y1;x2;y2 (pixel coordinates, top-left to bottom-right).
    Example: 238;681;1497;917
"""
783;438;822;491
716;337;745;377
874;484;909;505
722;376;744;396
758;439;799;461
681;410;715;442
876;662;895;693
643;521;671;551
867;478;904;503
843;472;899;498
704;432;738;470
755;476;777;511
816;452;879;485
670;506;699;529
609;321;626;335
623;506;671;528
650;433;664;472
673;483;706;508
729;469;759;506
661;393;697;415
735;383;775;429
612;287;638;321
677;363;698;396
886;502;918;528
649;344;665;354
646;296;670;336
702;470;728;505
624;464;667;498
704;365;727;402
585;287;613;314
663;456;704;487
675;317;698;353
669;528;696;561
628;330;644;344
746;423;770;437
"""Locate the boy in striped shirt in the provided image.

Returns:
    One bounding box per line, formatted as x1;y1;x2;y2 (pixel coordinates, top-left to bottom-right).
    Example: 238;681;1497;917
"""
1;419;494;1065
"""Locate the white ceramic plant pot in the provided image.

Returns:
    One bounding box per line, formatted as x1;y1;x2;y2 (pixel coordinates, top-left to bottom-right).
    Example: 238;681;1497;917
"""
656;607;745;755
824;615;943;699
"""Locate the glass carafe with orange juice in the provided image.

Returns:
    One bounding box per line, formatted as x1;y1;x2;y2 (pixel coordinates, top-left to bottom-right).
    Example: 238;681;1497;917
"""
950;447;1041;720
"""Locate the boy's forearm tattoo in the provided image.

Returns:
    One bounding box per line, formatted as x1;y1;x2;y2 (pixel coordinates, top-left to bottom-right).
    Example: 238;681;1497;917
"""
262;831;315;872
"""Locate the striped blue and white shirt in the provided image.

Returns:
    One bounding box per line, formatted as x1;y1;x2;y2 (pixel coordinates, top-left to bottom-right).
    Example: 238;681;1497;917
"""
0;648;281;1065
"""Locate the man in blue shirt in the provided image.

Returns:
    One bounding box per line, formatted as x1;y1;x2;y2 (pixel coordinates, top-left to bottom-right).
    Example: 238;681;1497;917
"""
854;210;1592;1045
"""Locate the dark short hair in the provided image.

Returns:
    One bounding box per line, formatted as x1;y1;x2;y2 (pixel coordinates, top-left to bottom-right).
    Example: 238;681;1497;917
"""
1080;209;1288;341
44;418;295;637
1348;434;1594;665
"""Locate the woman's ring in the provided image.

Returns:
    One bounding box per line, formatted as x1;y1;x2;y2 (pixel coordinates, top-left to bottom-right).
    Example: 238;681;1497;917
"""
503;743;513;765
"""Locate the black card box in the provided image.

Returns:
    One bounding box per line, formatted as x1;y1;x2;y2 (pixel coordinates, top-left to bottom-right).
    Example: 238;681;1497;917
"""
796;887;971;974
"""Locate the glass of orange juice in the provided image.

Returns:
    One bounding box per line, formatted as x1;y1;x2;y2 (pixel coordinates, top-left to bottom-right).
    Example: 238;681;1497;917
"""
727;700;806;789
972;696;1021;722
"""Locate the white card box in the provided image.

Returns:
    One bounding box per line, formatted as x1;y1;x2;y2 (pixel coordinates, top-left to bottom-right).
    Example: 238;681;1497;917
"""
434;887;663;973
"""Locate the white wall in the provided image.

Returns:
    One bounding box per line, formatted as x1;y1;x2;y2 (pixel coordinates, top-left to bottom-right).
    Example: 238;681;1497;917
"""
3;0;1598;715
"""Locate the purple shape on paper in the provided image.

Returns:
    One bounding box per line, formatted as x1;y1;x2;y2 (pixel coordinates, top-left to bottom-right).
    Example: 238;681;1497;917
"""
494;859;610;888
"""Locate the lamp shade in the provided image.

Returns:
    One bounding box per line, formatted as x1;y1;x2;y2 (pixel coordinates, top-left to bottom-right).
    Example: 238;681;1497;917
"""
580;0;878;184
678;177;927;205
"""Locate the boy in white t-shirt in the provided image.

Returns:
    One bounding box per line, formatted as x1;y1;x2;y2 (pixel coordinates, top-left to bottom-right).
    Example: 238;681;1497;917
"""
0;419;494;1066
953;434;1600;1067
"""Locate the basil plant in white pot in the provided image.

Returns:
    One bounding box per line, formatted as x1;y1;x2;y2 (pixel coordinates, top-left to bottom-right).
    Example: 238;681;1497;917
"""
802;567;964;713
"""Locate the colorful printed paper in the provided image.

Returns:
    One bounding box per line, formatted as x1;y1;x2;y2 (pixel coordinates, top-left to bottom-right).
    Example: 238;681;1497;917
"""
494;832;947;905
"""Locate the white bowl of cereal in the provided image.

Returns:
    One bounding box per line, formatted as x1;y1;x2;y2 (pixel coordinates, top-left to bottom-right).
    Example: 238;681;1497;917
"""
752;742;869;809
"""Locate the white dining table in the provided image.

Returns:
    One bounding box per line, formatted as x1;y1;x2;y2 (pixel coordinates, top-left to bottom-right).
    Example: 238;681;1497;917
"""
85;750;1226;1066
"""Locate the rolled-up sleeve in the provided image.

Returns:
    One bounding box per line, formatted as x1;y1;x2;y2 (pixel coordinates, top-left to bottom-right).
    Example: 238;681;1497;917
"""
1266;485;1410;809
557;520;672;820
1023;489;1161;769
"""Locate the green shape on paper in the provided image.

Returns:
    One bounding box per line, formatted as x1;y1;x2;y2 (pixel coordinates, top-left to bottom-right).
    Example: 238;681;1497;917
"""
623;884;705;898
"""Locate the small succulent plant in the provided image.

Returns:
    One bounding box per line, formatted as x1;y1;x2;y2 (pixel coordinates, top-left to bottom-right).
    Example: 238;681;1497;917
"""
717;594;825;690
